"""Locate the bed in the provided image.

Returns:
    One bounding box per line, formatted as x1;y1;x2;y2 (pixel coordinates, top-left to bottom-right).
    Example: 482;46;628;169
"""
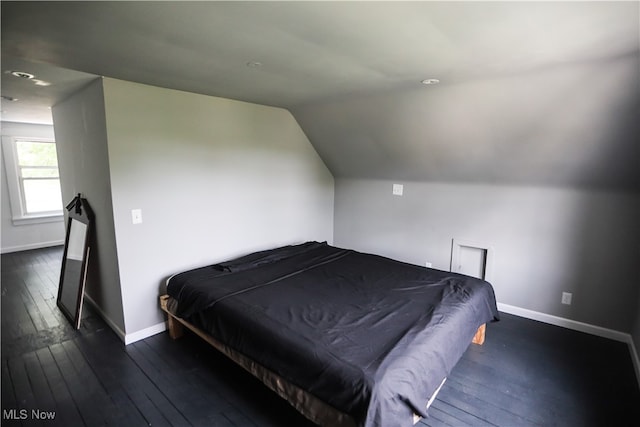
161;241;499;427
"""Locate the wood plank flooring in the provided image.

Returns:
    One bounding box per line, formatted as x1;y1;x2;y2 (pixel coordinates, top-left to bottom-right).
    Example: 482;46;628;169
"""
2;246;638;426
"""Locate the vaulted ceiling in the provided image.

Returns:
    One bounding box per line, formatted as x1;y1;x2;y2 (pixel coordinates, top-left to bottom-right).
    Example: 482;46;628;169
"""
2;1;639;190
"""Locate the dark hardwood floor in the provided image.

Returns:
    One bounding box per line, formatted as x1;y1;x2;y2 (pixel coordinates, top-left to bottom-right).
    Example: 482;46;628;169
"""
2;246;638;426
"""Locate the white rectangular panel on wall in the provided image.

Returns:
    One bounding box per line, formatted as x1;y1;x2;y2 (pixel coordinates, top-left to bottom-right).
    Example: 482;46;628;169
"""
450;239;493;282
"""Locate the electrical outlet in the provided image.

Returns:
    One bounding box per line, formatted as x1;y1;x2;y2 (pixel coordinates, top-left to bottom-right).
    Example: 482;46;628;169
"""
425;262;433;268
392;184;404;196
561;292;572;305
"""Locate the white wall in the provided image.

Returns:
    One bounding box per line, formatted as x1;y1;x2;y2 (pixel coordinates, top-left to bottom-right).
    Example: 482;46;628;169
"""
1;121;65;253
52;79;126;334
98;78;334;340
334;179;640;333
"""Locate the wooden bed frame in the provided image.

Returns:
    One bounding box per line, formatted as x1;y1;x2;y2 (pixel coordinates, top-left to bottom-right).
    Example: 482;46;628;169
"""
159;294;486;426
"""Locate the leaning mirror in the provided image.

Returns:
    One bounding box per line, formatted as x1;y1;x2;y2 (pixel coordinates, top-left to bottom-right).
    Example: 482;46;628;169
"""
57;194;94;329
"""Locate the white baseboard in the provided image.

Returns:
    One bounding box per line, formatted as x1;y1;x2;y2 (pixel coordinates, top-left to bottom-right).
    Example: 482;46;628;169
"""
497;302;629;342
84;293;167;344
498;302;640;388
83;293;126;342
1;240;64;254
124;322;167;345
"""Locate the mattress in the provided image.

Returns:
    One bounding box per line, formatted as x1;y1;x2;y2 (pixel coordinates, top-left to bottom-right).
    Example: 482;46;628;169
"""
167;241;499;427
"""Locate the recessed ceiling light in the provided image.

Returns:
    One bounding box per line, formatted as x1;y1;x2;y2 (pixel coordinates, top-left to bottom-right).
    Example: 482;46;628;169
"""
7;70;52;87
421;79;440;85
10;71;35;79
246;61;262;68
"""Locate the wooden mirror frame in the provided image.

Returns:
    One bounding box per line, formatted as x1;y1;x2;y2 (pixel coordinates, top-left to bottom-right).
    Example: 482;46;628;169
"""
57;194;94;329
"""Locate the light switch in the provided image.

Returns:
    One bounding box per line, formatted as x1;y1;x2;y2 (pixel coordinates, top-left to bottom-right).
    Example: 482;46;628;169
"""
392;184;404;196
131;209;143;224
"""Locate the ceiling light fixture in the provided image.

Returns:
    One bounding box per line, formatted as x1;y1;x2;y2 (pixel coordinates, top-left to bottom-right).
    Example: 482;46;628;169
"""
7;70;52;87
10;71;35;79
1;95;19;102
421;79;440;85
246;61;262;68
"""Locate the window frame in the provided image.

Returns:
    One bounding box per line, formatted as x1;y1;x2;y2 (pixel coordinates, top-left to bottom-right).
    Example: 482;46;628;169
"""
1;136;64;225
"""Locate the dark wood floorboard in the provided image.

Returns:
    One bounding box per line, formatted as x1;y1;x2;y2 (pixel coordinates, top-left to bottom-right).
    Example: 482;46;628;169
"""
2;247;639;426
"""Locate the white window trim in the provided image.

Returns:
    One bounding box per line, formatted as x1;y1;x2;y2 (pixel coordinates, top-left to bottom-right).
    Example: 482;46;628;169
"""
1;136;64;226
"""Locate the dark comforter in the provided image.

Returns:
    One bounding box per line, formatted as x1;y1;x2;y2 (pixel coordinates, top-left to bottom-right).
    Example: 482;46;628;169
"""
167;241;499;427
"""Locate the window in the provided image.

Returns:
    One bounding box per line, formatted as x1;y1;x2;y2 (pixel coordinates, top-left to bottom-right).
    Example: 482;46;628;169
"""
2;137;63;224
